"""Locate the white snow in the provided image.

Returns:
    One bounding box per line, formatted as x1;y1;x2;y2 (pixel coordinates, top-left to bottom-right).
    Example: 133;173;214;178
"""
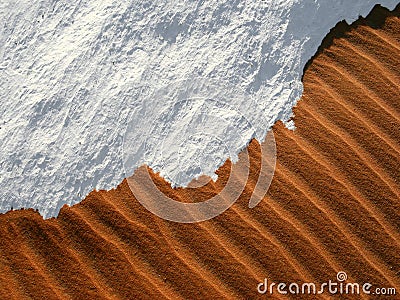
0;0;397;217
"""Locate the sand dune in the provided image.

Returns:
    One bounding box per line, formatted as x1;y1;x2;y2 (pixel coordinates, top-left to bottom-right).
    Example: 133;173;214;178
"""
0;4;399;299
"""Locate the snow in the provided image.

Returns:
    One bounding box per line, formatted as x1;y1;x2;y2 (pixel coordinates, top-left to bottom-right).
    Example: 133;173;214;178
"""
0;0;397;217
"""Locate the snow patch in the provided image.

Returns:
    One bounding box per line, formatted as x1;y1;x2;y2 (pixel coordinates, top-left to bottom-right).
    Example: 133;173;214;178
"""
0;0;397;217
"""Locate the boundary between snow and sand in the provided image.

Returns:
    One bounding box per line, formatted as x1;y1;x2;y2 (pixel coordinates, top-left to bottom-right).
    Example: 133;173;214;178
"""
0;1;398;217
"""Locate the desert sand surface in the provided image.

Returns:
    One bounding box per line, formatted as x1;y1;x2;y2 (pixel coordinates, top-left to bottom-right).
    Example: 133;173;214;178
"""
0;4;399;300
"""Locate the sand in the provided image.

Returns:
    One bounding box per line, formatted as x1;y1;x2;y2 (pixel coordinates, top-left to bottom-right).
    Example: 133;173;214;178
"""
0;4;399;300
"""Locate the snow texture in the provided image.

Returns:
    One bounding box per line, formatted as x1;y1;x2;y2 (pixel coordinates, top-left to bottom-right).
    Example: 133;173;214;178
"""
0;0;397;217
